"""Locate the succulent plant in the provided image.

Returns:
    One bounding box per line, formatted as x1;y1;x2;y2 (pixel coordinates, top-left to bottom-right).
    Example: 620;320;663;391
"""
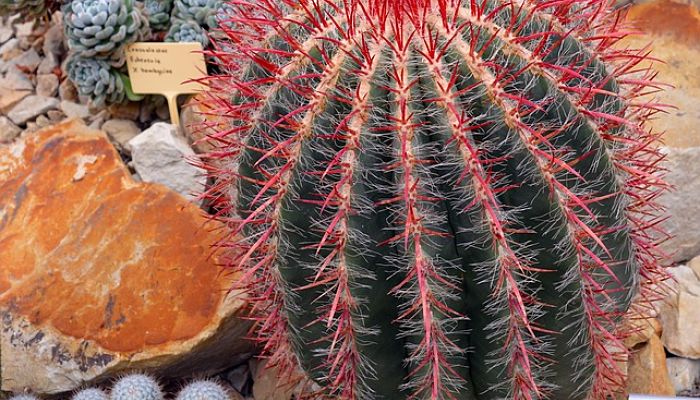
172;0;219;29
72;388;109;400
110;373;163;400
66;56;125;106
0;0;62;21
165;18;207;46
63;0;147;65
175;380;230;400
202;0;671;399
141;0;172;31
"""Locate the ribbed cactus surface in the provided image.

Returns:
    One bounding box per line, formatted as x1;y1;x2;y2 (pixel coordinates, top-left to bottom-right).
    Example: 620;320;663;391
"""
204;0;669;399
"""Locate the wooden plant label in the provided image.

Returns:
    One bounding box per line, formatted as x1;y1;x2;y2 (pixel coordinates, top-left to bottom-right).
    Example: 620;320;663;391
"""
125;42;207;126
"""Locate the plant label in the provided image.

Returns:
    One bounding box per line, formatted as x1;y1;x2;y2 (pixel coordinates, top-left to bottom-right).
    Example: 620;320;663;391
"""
125;42;207;126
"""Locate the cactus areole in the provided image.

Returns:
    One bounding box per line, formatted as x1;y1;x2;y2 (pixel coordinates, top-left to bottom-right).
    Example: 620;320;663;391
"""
205;0;668;398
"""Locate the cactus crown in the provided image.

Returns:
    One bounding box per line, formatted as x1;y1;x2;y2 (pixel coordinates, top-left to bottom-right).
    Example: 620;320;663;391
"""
204;0;669;399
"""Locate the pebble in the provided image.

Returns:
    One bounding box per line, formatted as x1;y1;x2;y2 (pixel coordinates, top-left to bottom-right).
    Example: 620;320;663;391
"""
36;74;59;97
8;95;59;125
42;23;65;57
3;48;40;73
0;116;21;143
0;23;12;44
59;100;90;120
0;38;18;58
0;68;33;91
102;119;141;154
35;114;50;128
58;79;79;102
47;109;66;122
37;52;58;75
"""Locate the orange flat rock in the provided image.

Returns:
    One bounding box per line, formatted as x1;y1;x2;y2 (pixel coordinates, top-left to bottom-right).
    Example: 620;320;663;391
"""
0;120;249;394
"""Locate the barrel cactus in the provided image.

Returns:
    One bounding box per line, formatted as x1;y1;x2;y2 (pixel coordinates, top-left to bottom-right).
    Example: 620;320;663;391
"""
165;18;208;46
67;56;125;106
63;0;147;65
203;0;669;399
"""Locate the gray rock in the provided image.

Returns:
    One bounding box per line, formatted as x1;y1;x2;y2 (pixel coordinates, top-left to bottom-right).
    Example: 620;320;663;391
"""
36;74;59;97
659;147;700;262
0;68;33;91
0;23;12;44
102;119;140;154
2;48;41;73
0;38;18;58
35;114;50;128
667;357;700;394
657;263;700;359
42;22;65;57
128;123;205;203
37;52;58;75
0;116;21;143
58;78;79;102
59;101;90;120
14;21;33;38
47;110;65;122
8;96;59;125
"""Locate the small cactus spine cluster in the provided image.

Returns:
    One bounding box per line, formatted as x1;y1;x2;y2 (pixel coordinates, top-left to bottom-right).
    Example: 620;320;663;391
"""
110;373;164;400
175;380;230;400
71;388;109;400
202;0;671;399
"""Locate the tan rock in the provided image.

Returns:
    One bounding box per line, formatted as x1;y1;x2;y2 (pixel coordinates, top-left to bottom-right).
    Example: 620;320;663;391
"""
0;120;250;394
251;360;307;400
658;265;700;358
626;334;675;396
0;87;30;114
624;317;662;349
619;0;700;262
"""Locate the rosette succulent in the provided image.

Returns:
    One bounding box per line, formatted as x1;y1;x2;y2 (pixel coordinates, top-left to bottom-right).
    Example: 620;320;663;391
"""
67;56;125;106
63;0;147;65
141;0;172;31
165;18;207;46
173;0;219;29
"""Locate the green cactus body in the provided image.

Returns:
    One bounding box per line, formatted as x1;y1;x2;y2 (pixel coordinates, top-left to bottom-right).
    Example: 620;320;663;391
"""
205;0;669;399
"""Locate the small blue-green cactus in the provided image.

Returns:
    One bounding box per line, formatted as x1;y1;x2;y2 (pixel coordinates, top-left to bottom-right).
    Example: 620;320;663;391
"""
175;380;230;400
164;18;208;47
110;373;163;400
72;388;109;400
